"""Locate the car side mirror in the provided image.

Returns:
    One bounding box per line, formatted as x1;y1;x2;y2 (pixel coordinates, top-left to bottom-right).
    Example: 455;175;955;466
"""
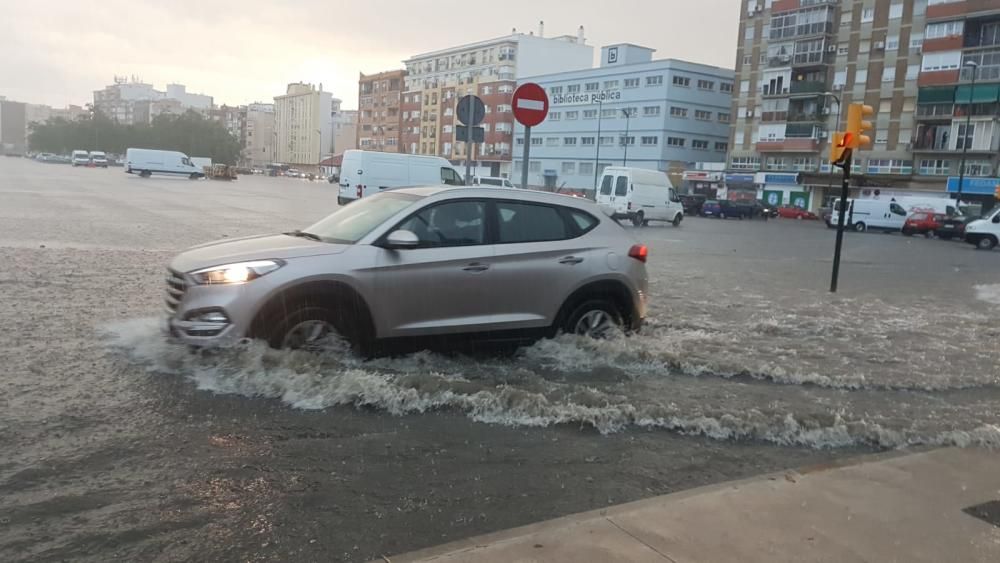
993;215;1000;224
385;229;420;249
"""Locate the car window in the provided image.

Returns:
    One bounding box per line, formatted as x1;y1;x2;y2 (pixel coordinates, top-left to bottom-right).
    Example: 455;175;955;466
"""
441;167;464;186
496;202;570;243
890;203;907;216
911;213;927;221
397;200;486;247
306;192;420;243
600;175;613;196
568;209;598;233
615;176;628;196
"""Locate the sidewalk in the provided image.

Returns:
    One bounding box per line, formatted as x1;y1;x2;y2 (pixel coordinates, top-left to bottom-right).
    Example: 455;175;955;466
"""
387;448;1000;562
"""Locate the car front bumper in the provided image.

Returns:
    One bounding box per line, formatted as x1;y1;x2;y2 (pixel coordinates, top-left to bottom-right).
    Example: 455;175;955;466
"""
163;269;259;347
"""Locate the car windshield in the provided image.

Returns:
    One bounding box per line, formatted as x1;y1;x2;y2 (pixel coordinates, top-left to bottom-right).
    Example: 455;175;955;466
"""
303;192;419;243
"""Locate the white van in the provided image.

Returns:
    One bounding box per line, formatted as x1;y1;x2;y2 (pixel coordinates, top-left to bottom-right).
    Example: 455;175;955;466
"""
473;176;514;188
964;206;1000;250
596;166;684;227
71;150;90;167
337;150;465;205
831;198;910;232
125;148;204;179
89;151;108;168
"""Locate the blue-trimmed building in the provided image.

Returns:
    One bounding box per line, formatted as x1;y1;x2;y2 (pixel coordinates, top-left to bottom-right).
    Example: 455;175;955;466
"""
513;44;735;192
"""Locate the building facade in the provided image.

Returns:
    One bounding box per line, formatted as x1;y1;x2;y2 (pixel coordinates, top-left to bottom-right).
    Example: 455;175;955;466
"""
400;23;594;177
0;100;27;155
93;77;214;125
331;98;357;154
357;70;405;152
273;83;333;168
514;44;735;191
246;103;275;168
730;0;1000;210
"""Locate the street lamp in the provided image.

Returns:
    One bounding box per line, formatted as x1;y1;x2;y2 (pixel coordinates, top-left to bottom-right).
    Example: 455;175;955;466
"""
621;108;632;165
316;129;323;176
593;98;604;197
956;60;979;211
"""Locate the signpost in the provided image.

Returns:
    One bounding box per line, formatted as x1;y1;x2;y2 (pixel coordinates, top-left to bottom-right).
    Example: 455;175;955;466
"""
456;94;486;184
512;83;550;189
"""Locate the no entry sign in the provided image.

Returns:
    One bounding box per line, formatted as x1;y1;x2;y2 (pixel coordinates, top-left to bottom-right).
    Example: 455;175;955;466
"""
512;83;549;127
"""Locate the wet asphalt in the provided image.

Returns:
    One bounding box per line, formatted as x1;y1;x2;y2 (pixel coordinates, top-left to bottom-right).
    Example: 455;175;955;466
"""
2;157;999;562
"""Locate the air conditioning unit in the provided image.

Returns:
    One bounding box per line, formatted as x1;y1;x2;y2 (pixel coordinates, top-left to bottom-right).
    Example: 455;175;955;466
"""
747;110;755;117
827;45;837;53
819;131;829;139
875;40;885;50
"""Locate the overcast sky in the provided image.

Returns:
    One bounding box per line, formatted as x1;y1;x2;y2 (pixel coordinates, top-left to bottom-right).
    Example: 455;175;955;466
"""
1;0;741;110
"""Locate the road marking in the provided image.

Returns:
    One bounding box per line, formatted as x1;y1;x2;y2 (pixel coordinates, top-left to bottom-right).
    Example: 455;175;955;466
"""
517;99;545;111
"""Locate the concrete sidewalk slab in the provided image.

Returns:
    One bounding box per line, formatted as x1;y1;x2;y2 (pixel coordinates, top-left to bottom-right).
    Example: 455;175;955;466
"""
386;448;1000;562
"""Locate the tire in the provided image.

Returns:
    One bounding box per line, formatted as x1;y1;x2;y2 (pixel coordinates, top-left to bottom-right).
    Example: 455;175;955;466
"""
139;170;151;178
853;222;867;233
632;211;644;227
939;234;953;241
672;213;682;227
902;227;914;237
189;173;200;180
259;302;366;353
976;236;997;250
563;299;623;340
641;220;650;227
925;230;935;239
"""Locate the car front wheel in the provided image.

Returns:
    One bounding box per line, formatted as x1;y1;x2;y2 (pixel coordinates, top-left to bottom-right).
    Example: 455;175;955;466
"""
563;299;623;339
976;236;997;250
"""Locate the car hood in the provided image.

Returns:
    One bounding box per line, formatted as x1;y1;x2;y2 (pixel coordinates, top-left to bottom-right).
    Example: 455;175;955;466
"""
170;234;349;273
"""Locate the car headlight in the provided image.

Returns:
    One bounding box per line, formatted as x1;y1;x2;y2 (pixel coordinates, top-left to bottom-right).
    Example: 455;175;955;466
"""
189;259;284;285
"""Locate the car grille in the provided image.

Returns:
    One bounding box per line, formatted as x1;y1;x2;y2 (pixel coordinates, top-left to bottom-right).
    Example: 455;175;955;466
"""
165;269;187;315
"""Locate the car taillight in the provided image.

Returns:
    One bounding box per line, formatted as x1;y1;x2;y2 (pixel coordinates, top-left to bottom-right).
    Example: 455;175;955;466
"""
628;244;648;263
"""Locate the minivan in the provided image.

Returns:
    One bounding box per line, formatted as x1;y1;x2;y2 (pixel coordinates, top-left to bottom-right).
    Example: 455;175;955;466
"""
831;198;909;232
71;150;90;167
965;206;1000;250
337;150;465;205
596;166;684;227
89;151;109;168
125;148;204;179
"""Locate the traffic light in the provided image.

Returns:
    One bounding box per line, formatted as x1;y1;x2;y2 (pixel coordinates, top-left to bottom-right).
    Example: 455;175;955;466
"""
995;184;1000;200
829;131;853;166
845;103;874;149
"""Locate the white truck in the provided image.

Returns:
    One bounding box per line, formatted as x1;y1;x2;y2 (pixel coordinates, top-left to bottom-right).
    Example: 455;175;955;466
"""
337;150;465;205
832;197;961;232
125;148;204;179
89;151;109;168
71;150;90;167
596;166;685;227
964;206;1000;250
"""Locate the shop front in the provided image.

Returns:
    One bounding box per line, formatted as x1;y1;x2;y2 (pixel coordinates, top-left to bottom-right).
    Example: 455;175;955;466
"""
755;172;805;208
724;173;757;201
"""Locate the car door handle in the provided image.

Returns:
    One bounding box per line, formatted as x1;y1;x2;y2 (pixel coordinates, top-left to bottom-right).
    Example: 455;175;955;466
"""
462;262;490;272
559;256;584;265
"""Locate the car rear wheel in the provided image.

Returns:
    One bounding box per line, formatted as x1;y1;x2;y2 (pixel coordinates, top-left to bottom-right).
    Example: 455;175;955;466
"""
925;230;935;239
564;299;623;340
139;170;151;178
632;211;644;227
854;222;867;233
976;236;997;250
902;227;914;236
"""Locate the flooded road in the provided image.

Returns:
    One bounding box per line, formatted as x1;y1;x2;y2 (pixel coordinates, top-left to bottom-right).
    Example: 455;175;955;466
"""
3;158;999;561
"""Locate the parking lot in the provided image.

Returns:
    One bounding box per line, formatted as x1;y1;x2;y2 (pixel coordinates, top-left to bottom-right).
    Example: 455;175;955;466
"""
3;157;1000;562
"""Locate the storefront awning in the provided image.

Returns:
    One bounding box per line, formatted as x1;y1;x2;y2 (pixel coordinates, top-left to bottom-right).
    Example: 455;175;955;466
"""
917;86;955;104
954;84;1000;104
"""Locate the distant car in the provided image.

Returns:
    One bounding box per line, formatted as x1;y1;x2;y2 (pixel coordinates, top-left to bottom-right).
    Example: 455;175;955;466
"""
718;200;754;219
701;200;722;217
163;187;648;354
71;150;90;167
473;176;515;188
678;195;706;216
776;206;817;220
902;212;946;237
35;153;59;163
89;151;109;168
937;215;976;240
758;200;779;219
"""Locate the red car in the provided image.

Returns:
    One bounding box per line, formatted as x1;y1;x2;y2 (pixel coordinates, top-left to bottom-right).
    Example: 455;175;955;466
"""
776;206;818;220
902;211;946;237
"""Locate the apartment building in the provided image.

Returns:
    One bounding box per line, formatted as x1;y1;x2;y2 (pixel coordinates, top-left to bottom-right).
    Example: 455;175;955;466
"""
514;44;735;191
246;103;275;168
208;105;248;148
400;23;593;177
274;82;333;168
729;0;1000;210
331;98;358;154
357;70;405;152
93;77;213;125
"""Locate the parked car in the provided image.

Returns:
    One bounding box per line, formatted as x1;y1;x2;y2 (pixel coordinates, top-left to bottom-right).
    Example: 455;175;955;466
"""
71;150;90;167
902;212;946;237
718;200;754;219
125;148;204;179
338;150;464;205
937;215;976;240
678;194;706;216
89;151;109;168
701;200;722;217
964;207;1000;250
164;187;649;354
776;206;818;220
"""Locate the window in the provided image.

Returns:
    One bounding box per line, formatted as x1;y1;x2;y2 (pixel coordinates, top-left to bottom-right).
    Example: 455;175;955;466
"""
549;86;563;95
599;136;614;146
585;82;600;92
603;80;619;89
838;44;849;55
861;7;874;23
549;112;561;121
918;159;951;175
695;109;712;120
442;125;453;133
856;68;869;85
740;79;750;93
672;75;690;87
624;78;640;88
883;67;896;82
718;112;731;122
615;176;628;196
921;51;961;71
889;2;903;19
867;159;913;174
440;168;464;186
561;162;576;174
498;84;514;94
565;110;579;120
743;55;752;65
620;136;635;146
906;64;919;80
667;137;685;147
730;156;759;169
529;161;541;172
623;107;638;117
601;108;617;118
397;200;485;247
579;162;594;176
563;137;577;146
957;123;975;150
496;104;512;113
910;33;924;50
745;25;756;40
641;136;658;146
692;140;709;150
496;202;571;244
720;82;733;93
715;141;728;151
926;21;963;39
644;106;662;116
546;137;560;146
670;106;688;118
567;84;581;93
583;109;597;119
531;137;542;146
697;79;715;90
647;75;664;86
886;35;899;51
962;160;992;176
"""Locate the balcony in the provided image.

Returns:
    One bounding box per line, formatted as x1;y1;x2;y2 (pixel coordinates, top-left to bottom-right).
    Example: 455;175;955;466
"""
789;80;826;96
787;111;824;122
755;138;822;152
768;55;794;68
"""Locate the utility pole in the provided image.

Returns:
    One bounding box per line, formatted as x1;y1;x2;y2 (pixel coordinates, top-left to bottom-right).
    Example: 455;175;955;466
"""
956;60;979;211
621;108;631;165
592;98;603;198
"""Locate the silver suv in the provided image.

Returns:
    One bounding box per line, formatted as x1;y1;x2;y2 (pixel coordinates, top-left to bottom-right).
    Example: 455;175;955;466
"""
165;187;648;354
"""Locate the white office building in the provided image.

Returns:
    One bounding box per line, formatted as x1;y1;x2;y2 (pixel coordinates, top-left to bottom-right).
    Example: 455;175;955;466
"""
274;83;333;168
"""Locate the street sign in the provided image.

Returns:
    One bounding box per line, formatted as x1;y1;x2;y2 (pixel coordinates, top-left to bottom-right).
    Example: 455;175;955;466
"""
455;125;485;143
512;83;549;127
456;95;485;126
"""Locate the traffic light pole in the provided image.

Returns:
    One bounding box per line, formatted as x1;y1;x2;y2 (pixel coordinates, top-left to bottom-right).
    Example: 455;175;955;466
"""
830;150;852;293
